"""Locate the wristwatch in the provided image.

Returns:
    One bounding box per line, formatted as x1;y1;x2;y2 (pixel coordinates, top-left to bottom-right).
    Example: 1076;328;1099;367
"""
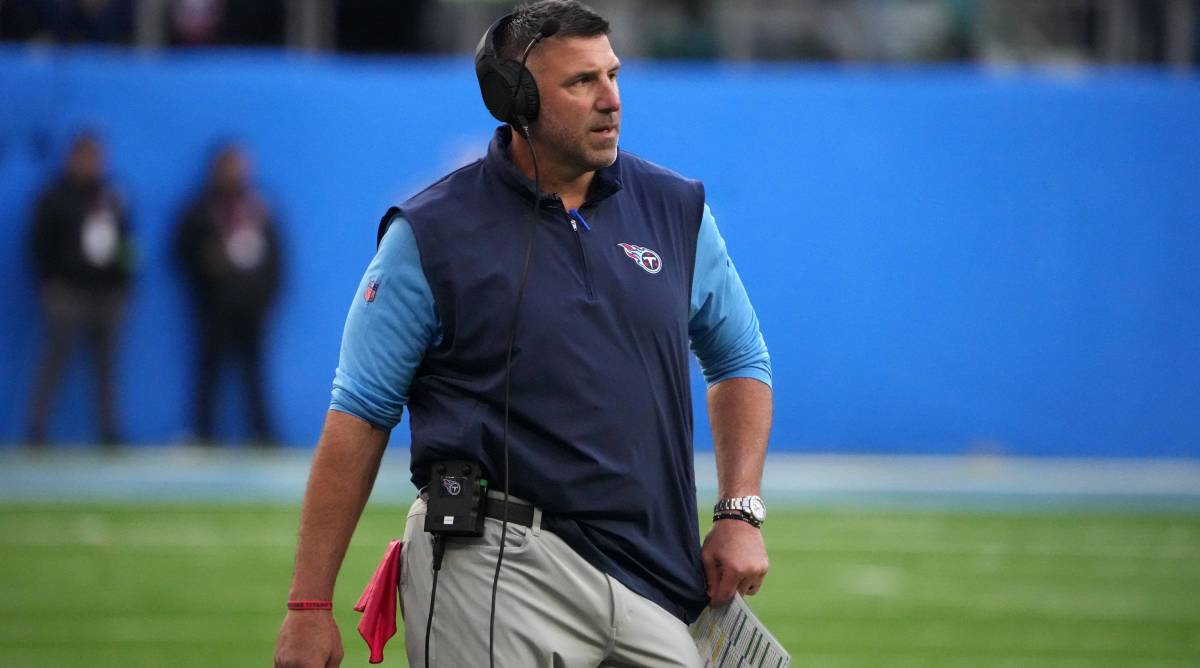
712;495;766;528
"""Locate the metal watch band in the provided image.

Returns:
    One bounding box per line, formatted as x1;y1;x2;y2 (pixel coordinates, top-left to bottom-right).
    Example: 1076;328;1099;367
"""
712;495;766;527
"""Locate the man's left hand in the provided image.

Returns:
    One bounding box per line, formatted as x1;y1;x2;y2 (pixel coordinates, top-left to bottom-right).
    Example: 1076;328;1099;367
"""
701;518;768;607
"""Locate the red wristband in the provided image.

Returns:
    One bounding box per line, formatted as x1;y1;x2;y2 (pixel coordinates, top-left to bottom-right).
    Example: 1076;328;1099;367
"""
287;600;333;611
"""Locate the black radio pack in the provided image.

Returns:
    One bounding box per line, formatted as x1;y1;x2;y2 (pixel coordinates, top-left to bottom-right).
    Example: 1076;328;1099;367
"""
424;460;487;537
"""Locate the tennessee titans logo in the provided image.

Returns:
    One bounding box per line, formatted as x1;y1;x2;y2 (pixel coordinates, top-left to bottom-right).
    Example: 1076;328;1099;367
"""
441;478;462;496
617;243;663;274
363;278;379;303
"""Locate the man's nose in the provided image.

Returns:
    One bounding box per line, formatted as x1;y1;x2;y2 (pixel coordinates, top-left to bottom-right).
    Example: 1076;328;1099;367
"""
596;78;620;114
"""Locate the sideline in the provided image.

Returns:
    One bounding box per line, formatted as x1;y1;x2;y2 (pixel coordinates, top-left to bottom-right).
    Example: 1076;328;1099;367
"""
1;448;1198;511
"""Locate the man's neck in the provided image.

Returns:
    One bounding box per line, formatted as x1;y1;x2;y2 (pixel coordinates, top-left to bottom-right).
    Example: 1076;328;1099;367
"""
510;130;593;211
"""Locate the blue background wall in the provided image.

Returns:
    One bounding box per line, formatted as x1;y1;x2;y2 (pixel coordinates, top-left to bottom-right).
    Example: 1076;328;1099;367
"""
1;48;1197;457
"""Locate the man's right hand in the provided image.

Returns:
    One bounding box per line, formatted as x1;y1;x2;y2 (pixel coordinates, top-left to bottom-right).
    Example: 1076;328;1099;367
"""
274;611;344;668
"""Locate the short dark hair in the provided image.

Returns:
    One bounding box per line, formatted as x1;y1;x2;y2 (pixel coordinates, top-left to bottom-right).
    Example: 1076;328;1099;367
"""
496;0;610;61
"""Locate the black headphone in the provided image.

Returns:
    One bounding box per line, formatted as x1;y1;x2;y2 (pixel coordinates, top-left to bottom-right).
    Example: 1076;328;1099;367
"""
474;15;540;126
475;14;561;128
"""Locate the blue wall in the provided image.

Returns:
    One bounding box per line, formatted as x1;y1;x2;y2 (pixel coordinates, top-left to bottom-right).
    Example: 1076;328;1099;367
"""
1;48;1198;457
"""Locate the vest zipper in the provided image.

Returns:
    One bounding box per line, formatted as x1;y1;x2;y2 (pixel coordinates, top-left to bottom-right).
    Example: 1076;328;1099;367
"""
567;210;595;299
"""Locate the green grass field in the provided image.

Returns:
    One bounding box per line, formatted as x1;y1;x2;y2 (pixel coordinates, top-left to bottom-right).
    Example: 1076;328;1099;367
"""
1;503;1198;667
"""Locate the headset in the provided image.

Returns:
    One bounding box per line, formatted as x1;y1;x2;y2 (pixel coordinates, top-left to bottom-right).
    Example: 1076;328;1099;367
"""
474;13;560;131
424;12;559;668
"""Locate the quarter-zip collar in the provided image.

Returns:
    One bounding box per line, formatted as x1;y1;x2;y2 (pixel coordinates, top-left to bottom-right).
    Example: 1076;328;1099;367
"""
484;125;623;209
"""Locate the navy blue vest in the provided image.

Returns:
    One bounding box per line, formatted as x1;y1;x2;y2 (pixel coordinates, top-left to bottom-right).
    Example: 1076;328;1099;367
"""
387;127;707;622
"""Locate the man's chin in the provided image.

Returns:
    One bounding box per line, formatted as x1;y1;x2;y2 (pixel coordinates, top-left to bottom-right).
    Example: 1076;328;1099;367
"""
586;144;619;169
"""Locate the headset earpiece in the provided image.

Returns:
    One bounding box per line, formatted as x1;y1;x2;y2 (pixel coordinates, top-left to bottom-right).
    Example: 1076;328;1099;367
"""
475;15;541;125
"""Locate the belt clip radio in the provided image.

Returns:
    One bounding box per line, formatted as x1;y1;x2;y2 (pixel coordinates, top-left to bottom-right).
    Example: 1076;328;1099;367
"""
424;460;486;537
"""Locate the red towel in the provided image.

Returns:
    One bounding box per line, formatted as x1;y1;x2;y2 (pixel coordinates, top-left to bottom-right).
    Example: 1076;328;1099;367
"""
354;540;404;664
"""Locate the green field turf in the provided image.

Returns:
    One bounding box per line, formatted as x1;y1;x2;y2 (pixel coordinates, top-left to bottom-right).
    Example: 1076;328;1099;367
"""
1;503;1198;667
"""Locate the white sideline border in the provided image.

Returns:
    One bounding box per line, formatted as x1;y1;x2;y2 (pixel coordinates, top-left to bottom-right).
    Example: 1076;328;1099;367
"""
0;448;1197;509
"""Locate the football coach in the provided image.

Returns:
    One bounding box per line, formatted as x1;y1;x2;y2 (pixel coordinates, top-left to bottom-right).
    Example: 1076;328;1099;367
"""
275;1;772;665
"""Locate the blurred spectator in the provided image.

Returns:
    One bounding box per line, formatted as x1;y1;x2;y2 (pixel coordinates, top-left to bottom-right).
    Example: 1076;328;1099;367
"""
166;0;284;47
27;131;136;448
174;143;282;446
168;0;222;44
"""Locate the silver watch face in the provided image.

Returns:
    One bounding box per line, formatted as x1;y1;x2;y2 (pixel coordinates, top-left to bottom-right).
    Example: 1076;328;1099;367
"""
748;496;766;522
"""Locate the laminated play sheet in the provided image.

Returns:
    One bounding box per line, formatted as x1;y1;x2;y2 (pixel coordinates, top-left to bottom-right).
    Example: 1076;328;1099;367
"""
690;594;791;668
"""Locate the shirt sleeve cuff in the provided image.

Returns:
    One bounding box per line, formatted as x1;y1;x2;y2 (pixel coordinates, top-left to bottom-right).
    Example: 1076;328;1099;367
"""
704;363;773;388
330;371;405;430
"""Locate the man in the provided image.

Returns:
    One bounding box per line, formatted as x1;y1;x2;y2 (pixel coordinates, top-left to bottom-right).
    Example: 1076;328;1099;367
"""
275;2;772;666
27;131;135;447
174;142;283;446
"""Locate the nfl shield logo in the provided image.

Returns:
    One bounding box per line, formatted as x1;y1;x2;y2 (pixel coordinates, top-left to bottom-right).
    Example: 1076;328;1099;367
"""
364;278;379;303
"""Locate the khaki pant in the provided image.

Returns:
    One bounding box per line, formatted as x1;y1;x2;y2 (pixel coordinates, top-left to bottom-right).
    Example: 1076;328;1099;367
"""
400;495;703;667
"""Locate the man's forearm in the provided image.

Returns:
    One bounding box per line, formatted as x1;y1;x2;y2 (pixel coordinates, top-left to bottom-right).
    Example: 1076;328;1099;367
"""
287;409;390;600
701;377;773;604
707;377;772;498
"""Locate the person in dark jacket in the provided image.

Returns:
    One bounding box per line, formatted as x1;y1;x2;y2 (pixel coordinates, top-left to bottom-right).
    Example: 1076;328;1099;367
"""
27;131;136;447
174;142;283;446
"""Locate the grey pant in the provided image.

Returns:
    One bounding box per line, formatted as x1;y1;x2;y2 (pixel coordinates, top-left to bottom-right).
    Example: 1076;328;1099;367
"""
400;495;703;667
27;285;126;445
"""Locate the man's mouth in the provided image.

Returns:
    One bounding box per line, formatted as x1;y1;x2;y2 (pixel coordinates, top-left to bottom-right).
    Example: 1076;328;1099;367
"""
591;125;618;138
